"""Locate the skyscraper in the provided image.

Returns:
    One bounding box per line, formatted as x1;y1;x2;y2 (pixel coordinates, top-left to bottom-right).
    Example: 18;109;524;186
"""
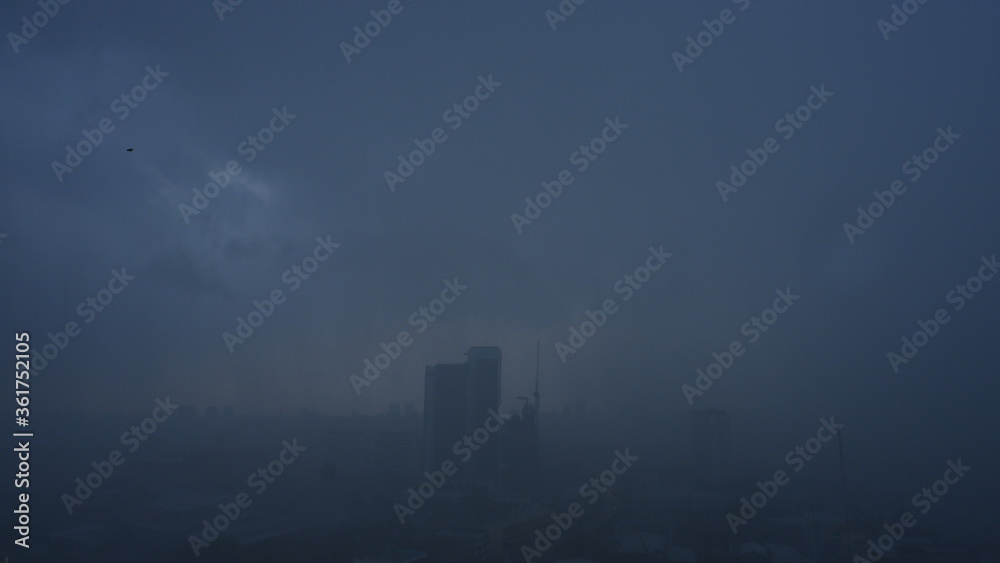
423;346;502;484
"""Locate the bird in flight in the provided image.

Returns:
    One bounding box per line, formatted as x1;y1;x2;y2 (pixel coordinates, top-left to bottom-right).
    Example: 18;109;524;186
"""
127;148;133;152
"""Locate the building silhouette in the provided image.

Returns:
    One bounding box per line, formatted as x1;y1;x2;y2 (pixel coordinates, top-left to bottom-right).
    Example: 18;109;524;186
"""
423;346;502;484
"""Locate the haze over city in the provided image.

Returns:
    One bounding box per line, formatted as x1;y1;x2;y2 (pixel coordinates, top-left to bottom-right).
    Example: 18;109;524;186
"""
1;0;998;561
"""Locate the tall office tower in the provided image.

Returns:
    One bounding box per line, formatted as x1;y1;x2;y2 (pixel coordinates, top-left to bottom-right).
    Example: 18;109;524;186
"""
691;409;732;489
423;346;502;484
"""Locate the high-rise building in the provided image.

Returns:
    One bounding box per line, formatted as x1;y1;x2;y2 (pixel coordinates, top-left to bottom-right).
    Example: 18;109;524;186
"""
691;409;732;489
423;347;502;483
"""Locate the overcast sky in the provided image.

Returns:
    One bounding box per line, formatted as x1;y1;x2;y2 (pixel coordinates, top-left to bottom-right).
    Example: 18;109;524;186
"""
2;0;999;492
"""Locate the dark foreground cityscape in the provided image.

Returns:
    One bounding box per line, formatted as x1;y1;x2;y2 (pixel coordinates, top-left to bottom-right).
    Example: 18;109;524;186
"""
2;347;994;562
